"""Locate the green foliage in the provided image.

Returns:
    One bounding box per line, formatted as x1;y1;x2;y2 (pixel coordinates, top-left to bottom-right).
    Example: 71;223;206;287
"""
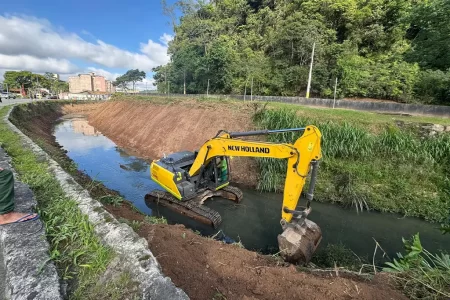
144;215;168;225
313;242;363;271
254;107;450;221
337;55;419;101
113;69;146;91
153;0;448;102
73;271;140;300
3;71;67;94
100;195;124;207
406;0;450;71
414;69;450;104
383;233;450;299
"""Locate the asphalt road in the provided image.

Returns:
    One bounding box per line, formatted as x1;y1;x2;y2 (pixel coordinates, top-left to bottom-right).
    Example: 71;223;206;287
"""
0;98;42;107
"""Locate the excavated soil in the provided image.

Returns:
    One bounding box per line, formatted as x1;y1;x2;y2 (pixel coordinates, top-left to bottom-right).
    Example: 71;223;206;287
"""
12;101;408;300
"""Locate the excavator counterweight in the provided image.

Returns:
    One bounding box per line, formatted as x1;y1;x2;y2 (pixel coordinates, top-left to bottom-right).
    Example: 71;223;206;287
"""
146;126;322;264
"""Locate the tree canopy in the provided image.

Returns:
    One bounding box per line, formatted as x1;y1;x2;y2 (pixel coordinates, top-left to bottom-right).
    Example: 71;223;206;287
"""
153;0;450;104
113;69;146;91
3;71;69;94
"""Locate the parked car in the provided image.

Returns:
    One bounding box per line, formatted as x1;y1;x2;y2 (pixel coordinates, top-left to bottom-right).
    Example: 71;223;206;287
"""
1;92;17;99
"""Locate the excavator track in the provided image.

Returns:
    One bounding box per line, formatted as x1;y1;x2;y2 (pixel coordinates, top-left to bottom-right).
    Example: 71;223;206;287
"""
145;185;243;228
220;185;244;203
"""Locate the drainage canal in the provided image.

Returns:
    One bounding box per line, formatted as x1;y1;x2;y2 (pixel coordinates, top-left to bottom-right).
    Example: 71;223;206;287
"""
54;116;449;259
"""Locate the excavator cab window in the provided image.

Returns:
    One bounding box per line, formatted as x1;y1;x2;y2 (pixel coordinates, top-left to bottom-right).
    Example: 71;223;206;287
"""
215;156;229;185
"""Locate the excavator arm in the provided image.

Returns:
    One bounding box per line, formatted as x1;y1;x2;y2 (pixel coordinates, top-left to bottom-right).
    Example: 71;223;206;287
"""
188;125;322;223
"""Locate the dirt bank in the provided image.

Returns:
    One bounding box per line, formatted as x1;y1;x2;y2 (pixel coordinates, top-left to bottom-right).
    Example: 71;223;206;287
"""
10;101;408;300
66;100;259;187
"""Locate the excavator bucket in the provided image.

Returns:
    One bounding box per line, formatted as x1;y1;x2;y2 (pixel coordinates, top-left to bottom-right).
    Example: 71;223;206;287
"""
277;219;322;265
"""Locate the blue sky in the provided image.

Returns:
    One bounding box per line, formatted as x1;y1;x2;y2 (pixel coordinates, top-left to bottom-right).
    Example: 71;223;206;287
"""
0;0;177;88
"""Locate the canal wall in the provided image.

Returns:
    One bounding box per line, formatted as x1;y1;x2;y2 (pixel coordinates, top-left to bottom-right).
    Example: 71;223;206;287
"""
0;148;62;300
6;105;188;299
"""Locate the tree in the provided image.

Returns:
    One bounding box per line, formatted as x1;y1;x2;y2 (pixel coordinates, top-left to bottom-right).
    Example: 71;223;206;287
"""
123;69;146;92
113;75;129;91
150;0;449;102
4;71;32;91
54;80;69;93
406;0;450;70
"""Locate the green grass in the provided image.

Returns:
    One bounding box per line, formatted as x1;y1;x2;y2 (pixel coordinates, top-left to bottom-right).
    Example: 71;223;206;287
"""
0;105;127;298
254;108;450;222
74;271;140;300
383;233;450;300
113;94;450;127
267;101;450;129
144;215;168;224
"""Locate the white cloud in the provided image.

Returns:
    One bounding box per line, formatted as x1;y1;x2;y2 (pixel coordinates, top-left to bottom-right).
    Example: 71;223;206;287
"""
159;33;173;46
135;78;156;90
0;15;171;75
86;67;121;81
0;54;78;73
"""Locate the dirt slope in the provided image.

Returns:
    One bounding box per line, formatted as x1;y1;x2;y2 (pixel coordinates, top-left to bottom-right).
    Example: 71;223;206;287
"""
67;100;259;186
109;206;406;300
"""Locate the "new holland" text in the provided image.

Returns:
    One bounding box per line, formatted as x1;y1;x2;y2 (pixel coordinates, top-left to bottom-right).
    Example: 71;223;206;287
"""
227;145;270;153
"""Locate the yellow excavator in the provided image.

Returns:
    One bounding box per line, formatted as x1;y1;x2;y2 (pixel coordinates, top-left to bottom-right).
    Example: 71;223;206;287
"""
146;126;322;264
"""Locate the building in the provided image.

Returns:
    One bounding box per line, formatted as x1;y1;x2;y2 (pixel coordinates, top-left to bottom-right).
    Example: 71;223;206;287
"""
69;72;115;93
69;73;94;93
52;74;60;80
93;75;106;92
105;80;115;93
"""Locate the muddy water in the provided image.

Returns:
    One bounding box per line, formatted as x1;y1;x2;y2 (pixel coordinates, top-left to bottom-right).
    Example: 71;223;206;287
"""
54;117;449;259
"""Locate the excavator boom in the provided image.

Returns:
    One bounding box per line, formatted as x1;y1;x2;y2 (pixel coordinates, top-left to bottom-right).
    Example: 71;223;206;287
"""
188;126;321;223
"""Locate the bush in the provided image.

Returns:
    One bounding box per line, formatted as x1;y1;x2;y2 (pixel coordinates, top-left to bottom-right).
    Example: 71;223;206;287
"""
414;69;450;104
383;234;450;299
254;108;450;221
337;54;419;101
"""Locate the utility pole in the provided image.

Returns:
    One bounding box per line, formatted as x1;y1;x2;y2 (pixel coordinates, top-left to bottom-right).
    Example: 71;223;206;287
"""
165;69;168;94
183;70;186;95
244;77;249;101
207;79;210;96
250;77;254;101
333;77;338;109
306;42;315;99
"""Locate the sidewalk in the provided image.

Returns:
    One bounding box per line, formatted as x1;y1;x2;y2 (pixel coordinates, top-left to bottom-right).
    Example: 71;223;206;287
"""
0;148;61;300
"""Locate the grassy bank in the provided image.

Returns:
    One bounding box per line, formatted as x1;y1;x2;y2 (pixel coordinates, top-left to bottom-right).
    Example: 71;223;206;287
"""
254;107;450;222
0;104;136;299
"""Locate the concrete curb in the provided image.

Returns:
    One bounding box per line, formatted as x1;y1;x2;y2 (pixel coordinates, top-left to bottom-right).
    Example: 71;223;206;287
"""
0;149;62;300
5;105;188;299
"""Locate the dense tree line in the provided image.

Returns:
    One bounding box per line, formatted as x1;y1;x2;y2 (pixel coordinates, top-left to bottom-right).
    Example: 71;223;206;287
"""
153;0;450;104
3;71;69;94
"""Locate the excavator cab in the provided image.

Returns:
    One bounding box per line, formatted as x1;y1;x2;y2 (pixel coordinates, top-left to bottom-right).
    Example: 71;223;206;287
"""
205;156;230;188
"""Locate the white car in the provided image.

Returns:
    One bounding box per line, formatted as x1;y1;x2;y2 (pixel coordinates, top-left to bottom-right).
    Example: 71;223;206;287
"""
0;92;17;99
